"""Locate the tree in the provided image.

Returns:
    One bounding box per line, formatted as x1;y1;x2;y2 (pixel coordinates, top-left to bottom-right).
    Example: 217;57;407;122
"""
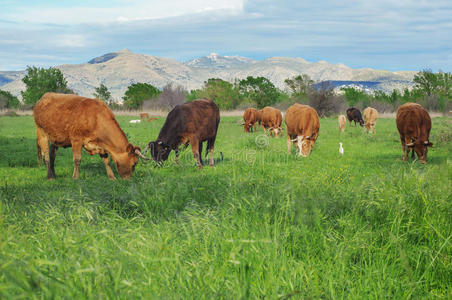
21;66;72;105
0;90;20;109
155;83;187;109
93;83;112;105
284;74;313;102
187;78;242;110
308;82;344;117
239;76;279;109
413;70;452;111
341;87;367;107
122;83;160;109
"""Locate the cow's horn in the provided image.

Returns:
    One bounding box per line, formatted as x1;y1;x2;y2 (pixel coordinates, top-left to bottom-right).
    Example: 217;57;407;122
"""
406;142;414;147
306;135;310;139
424;141;429;145
135;149;151;160
158;141;163;145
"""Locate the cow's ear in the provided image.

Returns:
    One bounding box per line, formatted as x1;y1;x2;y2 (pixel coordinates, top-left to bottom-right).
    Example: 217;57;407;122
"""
126;143;134;153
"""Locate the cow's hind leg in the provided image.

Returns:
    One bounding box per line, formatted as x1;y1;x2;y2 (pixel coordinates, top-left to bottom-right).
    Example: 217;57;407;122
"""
72;141;83;179
198;142;204;165
100;153;116;180
49;144;58;178
207;137;216;166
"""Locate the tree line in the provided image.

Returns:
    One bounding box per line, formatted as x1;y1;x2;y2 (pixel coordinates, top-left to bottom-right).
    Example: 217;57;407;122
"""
1;66;450;114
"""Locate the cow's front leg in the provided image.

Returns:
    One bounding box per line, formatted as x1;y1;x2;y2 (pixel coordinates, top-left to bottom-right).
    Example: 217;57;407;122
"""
287;136;292;154
190;140;202;169
100;153;116;180
72;141;83;179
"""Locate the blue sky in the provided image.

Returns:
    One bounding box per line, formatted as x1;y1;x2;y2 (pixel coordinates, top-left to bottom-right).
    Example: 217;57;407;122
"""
0;0;451;71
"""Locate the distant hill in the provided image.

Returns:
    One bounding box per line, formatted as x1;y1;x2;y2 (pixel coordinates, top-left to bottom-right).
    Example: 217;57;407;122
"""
0;49;416;101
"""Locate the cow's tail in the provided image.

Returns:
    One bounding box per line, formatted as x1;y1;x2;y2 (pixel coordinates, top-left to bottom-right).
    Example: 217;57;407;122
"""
36;139;42;166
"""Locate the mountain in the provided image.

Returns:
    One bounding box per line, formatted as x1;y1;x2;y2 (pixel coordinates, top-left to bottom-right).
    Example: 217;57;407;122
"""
0;50;416;101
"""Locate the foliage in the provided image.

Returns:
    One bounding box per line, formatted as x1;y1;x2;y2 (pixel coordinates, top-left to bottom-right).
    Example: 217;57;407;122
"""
413;70;452;112
152;83;187;110
21;66;72;105
93;83;113;105
187;78;242;110
122;82;160;109
309;82;344;116
0;116;450;298
284;74;313;102
341;87;368;107
239;76;280;108
0;90;20;109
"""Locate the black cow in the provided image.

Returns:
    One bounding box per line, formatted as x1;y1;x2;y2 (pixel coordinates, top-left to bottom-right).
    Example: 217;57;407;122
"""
346;108;364;126
144;99;220;169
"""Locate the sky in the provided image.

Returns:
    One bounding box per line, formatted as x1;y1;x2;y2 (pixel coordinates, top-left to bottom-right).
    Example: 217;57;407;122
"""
0;0;451;71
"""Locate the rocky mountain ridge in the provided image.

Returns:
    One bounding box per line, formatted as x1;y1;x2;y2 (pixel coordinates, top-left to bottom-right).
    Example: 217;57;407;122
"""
0;49;416;101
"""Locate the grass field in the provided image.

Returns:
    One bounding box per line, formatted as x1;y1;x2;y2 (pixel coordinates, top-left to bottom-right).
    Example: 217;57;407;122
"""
0;115;451;298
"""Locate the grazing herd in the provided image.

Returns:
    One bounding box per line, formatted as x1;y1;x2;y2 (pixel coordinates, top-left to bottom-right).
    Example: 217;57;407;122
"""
32;92;434;180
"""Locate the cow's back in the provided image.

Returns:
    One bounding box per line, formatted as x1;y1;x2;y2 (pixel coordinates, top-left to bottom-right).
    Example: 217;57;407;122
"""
396;103;431;138
243;108;257;122
262;107;282;127
161;99;219;142
285;104;319;137
363;107;377;122
33;93;117;145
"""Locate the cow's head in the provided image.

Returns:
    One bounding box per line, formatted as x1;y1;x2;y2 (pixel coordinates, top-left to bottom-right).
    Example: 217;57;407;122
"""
406;139;433;164
293;135;313;157
145;140;171;165
115;144;148;179
359;119;364;126
269;127;283;137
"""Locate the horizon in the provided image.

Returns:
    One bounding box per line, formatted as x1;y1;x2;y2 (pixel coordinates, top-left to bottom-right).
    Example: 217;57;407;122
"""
1;0;451;72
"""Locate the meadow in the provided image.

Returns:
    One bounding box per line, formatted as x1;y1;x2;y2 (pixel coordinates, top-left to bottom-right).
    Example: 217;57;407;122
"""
0;114;450;298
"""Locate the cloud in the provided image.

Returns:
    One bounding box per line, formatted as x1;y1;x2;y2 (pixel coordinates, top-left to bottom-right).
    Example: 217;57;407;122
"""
0;0;450;72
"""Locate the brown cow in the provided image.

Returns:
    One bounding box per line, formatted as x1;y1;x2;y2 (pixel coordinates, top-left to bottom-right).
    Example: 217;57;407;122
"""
139;113;149;121
363;107;378;134
338;114;346;132
33;93;148;180
396;103;432;164
144;99;220;169
243;108;258;132
261;107;283;137
285;104;320;157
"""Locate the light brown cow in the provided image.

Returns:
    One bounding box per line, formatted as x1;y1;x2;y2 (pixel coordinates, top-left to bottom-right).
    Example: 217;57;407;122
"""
338;114;346;132
363;107;378;134
396;103;432;164
261;106;283;137
243;108;258;132
33;93;148;180
285;104;320;157
139;113;149;121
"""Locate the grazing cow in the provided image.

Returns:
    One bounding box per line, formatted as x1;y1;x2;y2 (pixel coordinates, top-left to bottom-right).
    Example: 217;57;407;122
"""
396;102;432;164
243;108;258;132
139;113;149;121
33;93;148;180
285;104;320;157
346;108;364;126
261;106;283;137
363;107;378;134
338;114;346;132
144;99;220;169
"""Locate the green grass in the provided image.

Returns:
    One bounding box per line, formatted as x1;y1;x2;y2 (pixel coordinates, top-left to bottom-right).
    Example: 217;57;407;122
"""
0;115;451;299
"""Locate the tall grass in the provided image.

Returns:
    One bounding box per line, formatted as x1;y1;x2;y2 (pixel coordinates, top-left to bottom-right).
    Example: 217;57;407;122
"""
0;115;450;298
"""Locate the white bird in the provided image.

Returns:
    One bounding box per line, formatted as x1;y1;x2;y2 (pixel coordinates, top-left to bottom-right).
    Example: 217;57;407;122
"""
339;142;344;156
129;119;141;124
